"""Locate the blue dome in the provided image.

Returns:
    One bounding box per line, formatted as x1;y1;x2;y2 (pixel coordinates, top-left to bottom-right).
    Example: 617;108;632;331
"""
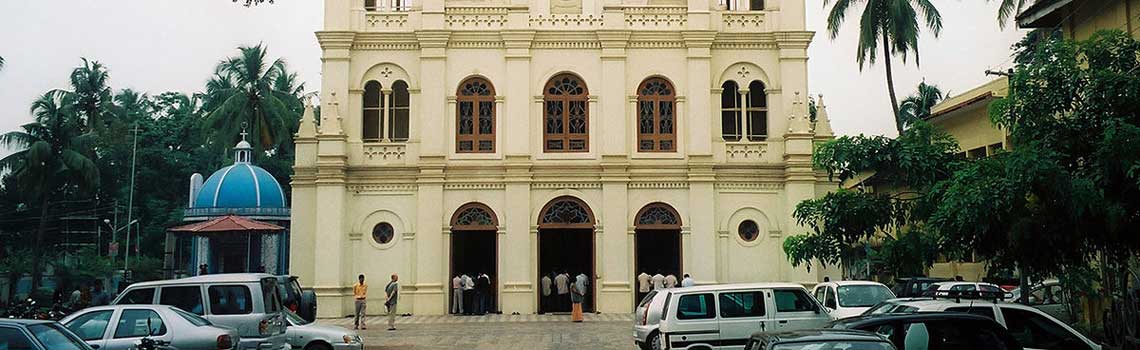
193;163;286;209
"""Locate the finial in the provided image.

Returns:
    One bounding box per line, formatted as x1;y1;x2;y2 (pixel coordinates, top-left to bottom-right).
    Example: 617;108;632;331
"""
240;122;249;142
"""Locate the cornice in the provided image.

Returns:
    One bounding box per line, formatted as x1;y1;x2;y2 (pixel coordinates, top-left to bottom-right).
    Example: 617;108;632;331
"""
316;31;356;50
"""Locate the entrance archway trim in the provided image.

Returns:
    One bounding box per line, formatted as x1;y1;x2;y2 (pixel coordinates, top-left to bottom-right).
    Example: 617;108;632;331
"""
450;202;500;231
634;202;683;230
536;195;596;229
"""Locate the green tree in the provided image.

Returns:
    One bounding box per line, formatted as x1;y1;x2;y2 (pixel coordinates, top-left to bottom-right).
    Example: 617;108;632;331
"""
897;82;944;130
69;59;114;132
203;45;301;153
0;91;100;290
824;0;943;134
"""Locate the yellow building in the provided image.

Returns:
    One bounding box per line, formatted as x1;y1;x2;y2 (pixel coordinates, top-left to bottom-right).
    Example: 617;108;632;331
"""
1017;0;1138;39
291;0;838;317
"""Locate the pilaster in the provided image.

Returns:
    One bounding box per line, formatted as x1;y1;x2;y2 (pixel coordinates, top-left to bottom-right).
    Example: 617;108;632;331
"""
683;31;716;156
599;158;631;312
686;157;717;284
417;31;451;157
598;30;631;157
413;157;446;315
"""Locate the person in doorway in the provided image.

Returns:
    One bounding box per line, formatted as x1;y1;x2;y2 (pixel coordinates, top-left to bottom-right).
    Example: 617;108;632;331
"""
385;274;400;331
451;275;463;315
461;274;475;315
681;273;695;287
477;273;492;314
651;271;665;291
540;273;553;314
664;273;678;289
637;272;651;301
353;274;368;330
554;271;570;312
570;272;588;322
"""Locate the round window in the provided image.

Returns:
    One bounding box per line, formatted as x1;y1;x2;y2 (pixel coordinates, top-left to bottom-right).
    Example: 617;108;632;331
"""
738;220;759;242
372;222;395;245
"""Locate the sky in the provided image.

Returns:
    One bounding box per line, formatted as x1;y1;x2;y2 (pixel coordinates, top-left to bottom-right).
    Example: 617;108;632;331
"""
0;0;1026;144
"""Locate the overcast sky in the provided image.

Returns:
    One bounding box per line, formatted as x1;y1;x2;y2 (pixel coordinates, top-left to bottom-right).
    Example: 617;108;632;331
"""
0;0;1025;144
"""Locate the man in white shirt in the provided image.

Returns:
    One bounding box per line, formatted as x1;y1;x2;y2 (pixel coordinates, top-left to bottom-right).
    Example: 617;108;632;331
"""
664;274;678;289
636;272;652;304
651;272;665;290
681;273;695;287
461;274;475;315
451;275;463;314
554;272;570;312
540;273;553;313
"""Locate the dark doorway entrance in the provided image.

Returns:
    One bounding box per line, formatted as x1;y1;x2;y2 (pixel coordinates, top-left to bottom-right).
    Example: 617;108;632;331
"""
449;203;499;314
211;234;262;273
634;203;683;305
536;196;596;314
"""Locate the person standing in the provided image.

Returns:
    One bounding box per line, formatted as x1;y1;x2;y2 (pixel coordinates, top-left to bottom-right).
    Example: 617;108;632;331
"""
570;272;588;322
554;271;570;312
69;288;82;308
461;274;475;315
651;271;665;291
540;273;553;313
384;274;400;331
90;283;111;306
353;274;368;330
451;275;463;315
636;272;651;302
681;273;695;287
477;273;492;314
664;273;678;289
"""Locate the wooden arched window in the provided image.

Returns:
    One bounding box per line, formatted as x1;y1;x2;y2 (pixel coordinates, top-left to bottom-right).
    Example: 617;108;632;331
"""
363;81;382;141
538;196;595;228
389;80;410;142
637;78;677;152
456;77;495;153
543;74;589;152
635;203;681;230
747;80;768;141
721;81;742;141
450;203;498;231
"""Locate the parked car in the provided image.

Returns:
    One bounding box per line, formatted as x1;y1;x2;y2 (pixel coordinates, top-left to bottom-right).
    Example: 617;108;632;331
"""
60;304;240;350
744;329;896;350
811;281;896;319
1008;279;1076;324
890;278;950;298
0;319;94;350
112;273;288;350
862;294;1100;350
276;275;318;323
830;312;1023;350
638;282;833;350
922;281;1007;297
283;309;362;350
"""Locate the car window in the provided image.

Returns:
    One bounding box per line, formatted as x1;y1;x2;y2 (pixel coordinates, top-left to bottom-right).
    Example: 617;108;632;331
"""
1001;307;1089;350
865;302;898;315
27;323;88;350
114;309;167;338
837;285;893;308
284;310;312;326
639;291;658;308
261;278;281;313
771;341;894;350
719;291;765;318
159;286;204;315
946;306;996;320
171;307;212;327
1030;286;1061;305
676;293;716;320
825;287;838;309
872;320;1015;350
814;287;826;304
774;289;818;313
64;309;114;340
0;327;35;350
950;284;976;292
208;285;254;315
660;293;672;321
117;288;155;304
979;284;1002;293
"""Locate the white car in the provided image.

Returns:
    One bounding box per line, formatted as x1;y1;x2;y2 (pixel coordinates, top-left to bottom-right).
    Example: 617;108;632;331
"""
283;310;363;350
865;296;1100;350
811;281;896;319
924;281;1006;296
61;304;240;350
1009;279;1077;324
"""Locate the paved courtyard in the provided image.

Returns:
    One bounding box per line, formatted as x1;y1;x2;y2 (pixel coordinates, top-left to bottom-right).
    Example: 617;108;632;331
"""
319;314;638;350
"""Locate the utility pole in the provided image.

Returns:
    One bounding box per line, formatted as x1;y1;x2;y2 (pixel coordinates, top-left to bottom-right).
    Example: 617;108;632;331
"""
985;68;1024;304
125;122;139;272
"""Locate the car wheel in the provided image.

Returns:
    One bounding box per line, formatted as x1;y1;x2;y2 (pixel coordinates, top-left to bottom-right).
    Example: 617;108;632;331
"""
304;342;332;350
647;331;663;350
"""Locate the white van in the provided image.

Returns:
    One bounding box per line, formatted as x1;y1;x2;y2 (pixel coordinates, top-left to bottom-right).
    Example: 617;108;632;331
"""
635;283;833;350
810;281;895;319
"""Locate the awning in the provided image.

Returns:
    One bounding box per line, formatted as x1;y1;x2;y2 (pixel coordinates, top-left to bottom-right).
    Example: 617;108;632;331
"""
169;214;283;234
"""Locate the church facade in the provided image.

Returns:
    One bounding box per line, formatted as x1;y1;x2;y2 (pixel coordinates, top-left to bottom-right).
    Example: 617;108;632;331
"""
292;0;837;317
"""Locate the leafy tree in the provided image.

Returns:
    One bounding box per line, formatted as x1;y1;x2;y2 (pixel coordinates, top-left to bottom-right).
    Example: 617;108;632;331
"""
897;82;944;130
203;45;301;153
69;59;114;132
0;91;100;290
823;0;943;134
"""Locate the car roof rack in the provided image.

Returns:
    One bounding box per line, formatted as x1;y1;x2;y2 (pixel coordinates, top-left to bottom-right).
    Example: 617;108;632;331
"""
927;289;1006;303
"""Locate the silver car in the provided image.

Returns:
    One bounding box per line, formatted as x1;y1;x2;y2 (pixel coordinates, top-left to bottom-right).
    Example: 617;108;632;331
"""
283;310;362;350
61;304;240;350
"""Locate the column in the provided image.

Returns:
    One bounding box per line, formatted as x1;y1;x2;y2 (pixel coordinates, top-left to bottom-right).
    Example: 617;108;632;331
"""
502;30;534;157
598;29;630;156
777;32;814;283
312;31;352;318
599;179;631;312
381;89;393;142
413;176;445;314
683;31;715;156
738;88;749;141
501;178;534;313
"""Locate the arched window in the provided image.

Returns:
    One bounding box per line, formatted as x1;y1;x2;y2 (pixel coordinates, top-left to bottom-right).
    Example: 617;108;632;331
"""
746;80;768;141
635;203;681;230
721;81;742;141
389;80;410;142
363;81;382;141
538;196;595;228
637;78;677;152
456;77;495;153
543;74;589;152
451;203;499;231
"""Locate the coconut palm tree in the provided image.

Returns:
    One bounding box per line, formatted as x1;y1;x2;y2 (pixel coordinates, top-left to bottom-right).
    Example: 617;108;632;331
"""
0;56;5;71
824;0;943;135
203;44;301;153
70;58;114;131
0;90;100;290
898;82;944;130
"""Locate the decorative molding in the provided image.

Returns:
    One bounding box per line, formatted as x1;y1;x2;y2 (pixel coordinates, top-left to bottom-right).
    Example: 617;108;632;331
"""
629;41;685;48
445;7;509;29
528;14;603;28
722;12;766;31
363;143;406;160
531;182;602;189
347;184;417;194
365;13;409;30
628;182;689;189
443;183;506;190
624;6;687;29
715;182;785;192
768;229;782;238
531;40;600;49
352;42;419;50
448;41;504;48
725;142;768;160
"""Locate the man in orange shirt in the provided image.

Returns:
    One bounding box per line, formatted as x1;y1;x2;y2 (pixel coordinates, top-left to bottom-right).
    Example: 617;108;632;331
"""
353;274;368;330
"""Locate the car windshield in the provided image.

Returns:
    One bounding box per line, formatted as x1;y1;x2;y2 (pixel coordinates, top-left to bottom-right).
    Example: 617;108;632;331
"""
773;340;894;350
837;285;895;307
28;323;90;350
171;307;212;327
284;309;311;326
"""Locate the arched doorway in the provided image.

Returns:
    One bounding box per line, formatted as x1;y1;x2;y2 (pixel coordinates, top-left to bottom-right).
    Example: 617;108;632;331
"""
450;203;499;314
537;196;596;314
634;203;682;304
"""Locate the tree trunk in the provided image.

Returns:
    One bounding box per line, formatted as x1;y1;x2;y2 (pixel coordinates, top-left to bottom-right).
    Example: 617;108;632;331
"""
30;196;49;292
882;34;903;135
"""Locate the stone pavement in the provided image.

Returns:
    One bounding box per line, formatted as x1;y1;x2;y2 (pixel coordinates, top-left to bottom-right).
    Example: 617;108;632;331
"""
318;313;638;350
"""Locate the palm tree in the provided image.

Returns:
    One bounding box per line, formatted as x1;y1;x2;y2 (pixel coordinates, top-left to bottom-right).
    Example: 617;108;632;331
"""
0;91;100;290
824;0;943;135
997;0;1029;26
897;82;944;130
0;56;5;71
70;58;113;131
204;44;301;153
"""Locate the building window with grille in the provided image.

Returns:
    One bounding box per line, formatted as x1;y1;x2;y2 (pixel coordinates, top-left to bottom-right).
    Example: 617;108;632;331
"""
637;78;677;152
372;222;395;245
543;74;589;152
721;81;742;141
363;81;383;141
389;80;410;142
456;77;495;153
747;80;768;141
362;80;410;143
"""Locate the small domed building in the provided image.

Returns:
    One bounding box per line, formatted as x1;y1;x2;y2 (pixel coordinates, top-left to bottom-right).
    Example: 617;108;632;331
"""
167;135;291;276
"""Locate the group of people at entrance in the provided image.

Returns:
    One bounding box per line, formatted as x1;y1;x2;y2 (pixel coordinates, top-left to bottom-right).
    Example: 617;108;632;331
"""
540;271;591;322
637;271;694;302
451;273;493;315
353;273;401;331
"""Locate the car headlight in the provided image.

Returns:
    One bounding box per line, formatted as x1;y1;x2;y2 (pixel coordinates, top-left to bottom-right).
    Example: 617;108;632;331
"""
343;335;362;344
